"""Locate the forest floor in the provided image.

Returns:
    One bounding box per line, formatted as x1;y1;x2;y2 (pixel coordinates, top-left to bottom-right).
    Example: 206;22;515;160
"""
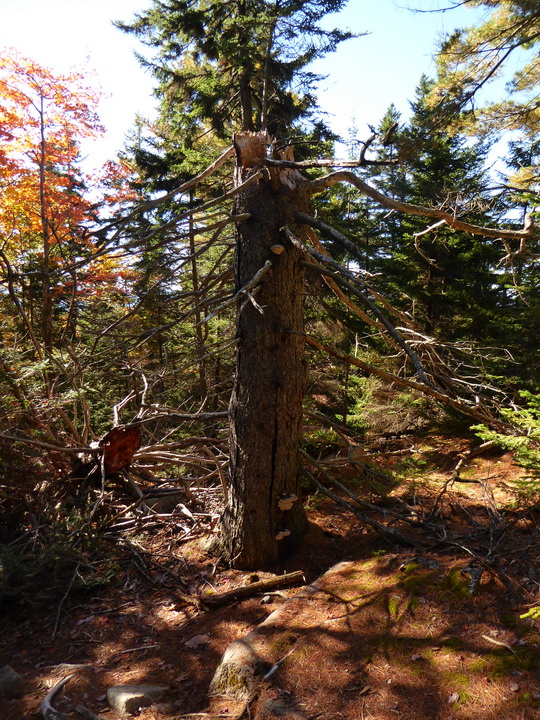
1;433;540;720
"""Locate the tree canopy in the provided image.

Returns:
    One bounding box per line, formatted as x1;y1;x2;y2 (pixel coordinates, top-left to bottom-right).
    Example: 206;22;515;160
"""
433;0;540;138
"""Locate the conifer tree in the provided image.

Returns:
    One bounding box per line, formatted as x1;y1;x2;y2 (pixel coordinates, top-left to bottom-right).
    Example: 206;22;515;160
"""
371;78;499;340
117;0;352;189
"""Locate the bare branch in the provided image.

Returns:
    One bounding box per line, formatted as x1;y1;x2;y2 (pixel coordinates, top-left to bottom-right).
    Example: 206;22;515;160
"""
301;467;422;547
283;226;433;386
198;260;272;324
100;145;235;233
265;149;397;169
0;432;98;454
309;171;535;241
304;334;512;433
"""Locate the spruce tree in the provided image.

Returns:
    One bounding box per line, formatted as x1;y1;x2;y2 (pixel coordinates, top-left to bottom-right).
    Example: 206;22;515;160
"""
372;78;499;340
117;0;352;189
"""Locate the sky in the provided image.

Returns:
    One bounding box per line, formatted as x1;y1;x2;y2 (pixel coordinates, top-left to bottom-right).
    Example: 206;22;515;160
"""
0;0;484;169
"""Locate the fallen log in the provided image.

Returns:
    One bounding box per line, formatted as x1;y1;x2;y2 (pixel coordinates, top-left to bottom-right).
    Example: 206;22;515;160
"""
200;570;306;607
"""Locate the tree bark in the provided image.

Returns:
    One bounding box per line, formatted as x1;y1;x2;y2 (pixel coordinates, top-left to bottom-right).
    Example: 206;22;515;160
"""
220;131;309;568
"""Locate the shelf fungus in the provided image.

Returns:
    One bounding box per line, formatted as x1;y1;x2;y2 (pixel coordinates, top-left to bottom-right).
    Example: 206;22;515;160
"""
270;244;285;255
275;529;291;541
278;494;298;511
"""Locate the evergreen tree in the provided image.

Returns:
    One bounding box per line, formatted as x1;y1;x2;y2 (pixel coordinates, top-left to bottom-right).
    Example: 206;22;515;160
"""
117;0;353;190
372;77;499;340
433;0;540;137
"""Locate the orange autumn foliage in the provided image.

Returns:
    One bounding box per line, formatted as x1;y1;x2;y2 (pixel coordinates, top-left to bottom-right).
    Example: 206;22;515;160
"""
0;50;138;343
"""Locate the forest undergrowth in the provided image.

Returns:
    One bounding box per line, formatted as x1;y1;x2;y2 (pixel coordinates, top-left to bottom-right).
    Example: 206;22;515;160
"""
1;420;539;720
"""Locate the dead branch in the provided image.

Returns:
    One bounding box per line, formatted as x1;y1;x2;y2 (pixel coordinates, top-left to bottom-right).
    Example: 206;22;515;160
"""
284;226;432;386
198;260;272;324
294;211;375;276
301;226;384;330
428;440;498;520
304;334;513;432
203;445;229;504
300;449;430;529
309;171;535;241
128;212;249;254
100;145;235;236
200;570;306;607
265;155;397;169
0;432;99;454
302;468;423;548
41;674;74;720
129;409;229;424
132;174;261;249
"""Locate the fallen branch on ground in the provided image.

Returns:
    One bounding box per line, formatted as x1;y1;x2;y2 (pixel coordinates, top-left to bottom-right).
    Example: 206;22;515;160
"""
301;468;423;548
41;674;74;720
200;570;306;607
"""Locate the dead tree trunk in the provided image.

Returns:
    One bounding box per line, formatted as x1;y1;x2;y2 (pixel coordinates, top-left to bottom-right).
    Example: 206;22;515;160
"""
220;132;309;568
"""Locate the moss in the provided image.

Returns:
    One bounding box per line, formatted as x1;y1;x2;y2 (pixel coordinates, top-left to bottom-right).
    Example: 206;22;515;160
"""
440;636;463;650
442;669;471;689
401;570;439;593
386;594;402;618
405;596;420;612
469;646;539;677
268;632;298;656
487;648;539;676
443;567;470;598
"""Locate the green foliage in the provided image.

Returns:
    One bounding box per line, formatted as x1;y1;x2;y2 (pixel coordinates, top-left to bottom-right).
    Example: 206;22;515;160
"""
432;0;540;136
473;391;540;497
521;606;540;620
117;0;355;189
371;78;500;341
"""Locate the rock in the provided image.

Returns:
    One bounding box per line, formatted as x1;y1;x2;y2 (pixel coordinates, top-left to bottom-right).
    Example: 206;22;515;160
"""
0;665;24;697
256;696;306;719
107;685;168;715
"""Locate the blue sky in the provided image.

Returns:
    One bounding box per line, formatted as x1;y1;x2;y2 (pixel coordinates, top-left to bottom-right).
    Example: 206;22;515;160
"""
0;0;483;167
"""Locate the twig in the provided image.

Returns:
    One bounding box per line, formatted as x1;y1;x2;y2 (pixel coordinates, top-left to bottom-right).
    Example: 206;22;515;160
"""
481;634;518;655
429;440;498;520
302;469;422;548
51;564;81;640
263;645;298;680
199;260;272;324
0;433;99;454
204;445;229;504
113;644;160;655
299;449;430;529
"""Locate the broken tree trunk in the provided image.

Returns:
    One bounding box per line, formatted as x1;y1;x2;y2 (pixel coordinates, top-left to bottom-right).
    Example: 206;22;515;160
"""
220;131;309;568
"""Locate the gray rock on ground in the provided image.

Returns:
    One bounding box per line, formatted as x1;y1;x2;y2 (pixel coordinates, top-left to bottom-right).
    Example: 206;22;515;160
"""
107;684;168;715
0;665;24;698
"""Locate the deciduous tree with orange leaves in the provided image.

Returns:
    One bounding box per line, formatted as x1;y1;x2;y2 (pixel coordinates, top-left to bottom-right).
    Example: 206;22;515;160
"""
0;51;138;455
